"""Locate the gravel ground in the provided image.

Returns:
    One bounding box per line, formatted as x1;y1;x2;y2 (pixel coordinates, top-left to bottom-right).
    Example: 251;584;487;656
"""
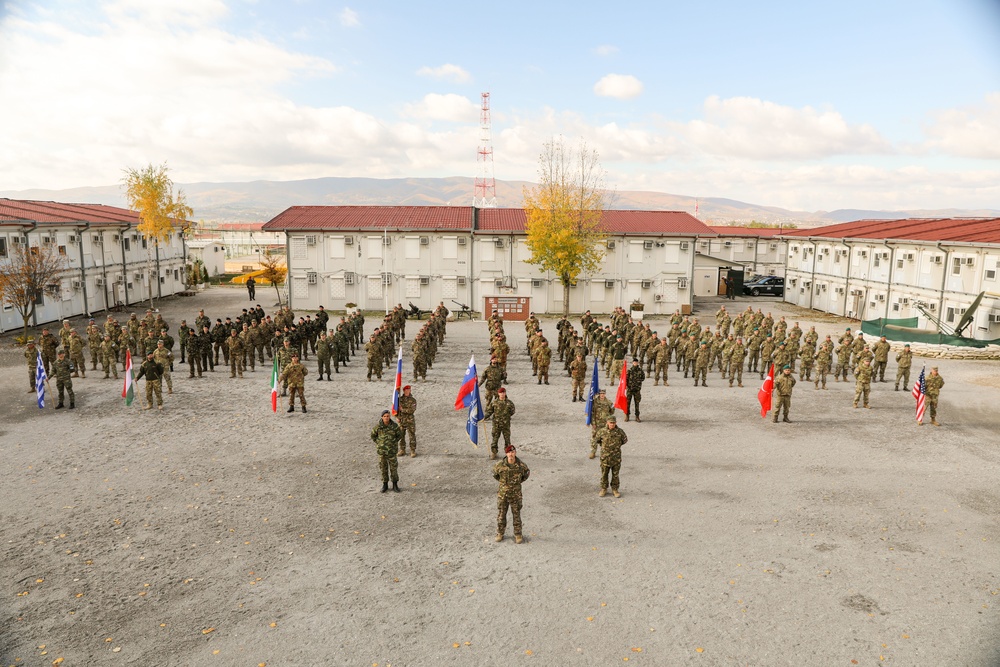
1;290;999;667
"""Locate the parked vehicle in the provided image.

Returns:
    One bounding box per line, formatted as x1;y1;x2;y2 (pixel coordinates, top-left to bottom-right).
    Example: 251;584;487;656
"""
742;275;784;297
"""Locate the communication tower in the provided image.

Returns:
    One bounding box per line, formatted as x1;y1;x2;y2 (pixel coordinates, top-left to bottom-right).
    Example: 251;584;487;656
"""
473;92;497;207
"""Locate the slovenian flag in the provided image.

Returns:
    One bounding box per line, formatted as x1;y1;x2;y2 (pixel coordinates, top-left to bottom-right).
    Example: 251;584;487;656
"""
122;350;136;407
585;356;600;425
391;346;403;415
454;354;484;447
35;350;47;409
270;355;279;412
758;363;775;418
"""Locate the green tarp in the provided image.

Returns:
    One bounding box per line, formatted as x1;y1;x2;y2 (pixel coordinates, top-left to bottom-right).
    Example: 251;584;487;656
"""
861;317;1000;348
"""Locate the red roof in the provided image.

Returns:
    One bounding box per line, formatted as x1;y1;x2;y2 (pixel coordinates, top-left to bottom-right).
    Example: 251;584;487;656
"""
264;206;714;235
780;218;1000;244
709;225;785;237
0;199;140;224
263;206;473;232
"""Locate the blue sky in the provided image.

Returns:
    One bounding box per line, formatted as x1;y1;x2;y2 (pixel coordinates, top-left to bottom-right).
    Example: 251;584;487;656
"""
2;0;1000;211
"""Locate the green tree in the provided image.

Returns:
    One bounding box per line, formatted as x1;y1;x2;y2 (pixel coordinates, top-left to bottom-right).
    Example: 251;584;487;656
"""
522;138;609;317
122;163;192;308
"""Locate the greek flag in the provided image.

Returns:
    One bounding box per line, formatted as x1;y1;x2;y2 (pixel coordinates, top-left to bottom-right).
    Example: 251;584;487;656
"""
35;350;47;409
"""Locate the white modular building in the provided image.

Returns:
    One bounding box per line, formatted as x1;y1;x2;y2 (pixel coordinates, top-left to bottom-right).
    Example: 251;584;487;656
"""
0;199;188;332
262;206;719;315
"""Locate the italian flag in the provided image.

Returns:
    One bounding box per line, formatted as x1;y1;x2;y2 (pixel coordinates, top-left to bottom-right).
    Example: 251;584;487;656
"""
122;350;136;406
270;356;279;412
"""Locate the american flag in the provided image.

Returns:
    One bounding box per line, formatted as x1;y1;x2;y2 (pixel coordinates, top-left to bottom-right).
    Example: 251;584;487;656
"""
912;367;926;423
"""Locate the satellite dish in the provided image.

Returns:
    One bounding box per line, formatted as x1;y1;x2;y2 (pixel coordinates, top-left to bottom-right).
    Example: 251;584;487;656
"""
953;291;986;338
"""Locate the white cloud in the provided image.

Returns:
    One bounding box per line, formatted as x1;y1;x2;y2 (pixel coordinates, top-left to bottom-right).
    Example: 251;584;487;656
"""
594;44;618;56
679;96;891;160
415;63;472;84
924;93;1000;159
339;7;359;27
401;94;479;122
593;73;643;100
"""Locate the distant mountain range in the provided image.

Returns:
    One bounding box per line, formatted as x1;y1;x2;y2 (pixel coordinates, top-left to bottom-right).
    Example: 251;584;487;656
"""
3;177;998;228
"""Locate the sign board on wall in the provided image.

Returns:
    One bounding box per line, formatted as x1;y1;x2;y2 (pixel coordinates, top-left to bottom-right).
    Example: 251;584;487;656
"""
484;295;530;321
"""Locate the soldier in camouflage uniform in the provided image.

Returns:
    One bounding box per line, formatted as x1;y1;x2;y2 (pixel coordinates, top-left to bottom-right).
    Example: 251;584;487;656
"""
651;337;670;386
227;329;245;378
412;333;428;381
693;341;711;387
872;336;891;382
624;358;645;422
397;385;418;457
834;337;851;382
894;343;912;391
482;387;515;460
728;337;747;388
798;338;816;382
38;328;58;376
68;331;86;378
479;358;505;409
772;365;795;423
371;410;403;492
53;350;75;409
493;444;530;543
135;351;164;410
276;339;294;395
814;336;833;389
365;333;383;381
924;366;945;426
316;331;333;380
536;340;552;385
187;330;204;378
178;320;189;364
100;334;119;379
86;320;102;370
200;325;215;372
594;415;627;498
280;353;308;413
759;334;775;379
153;340;174;394
569;354;587;402
589;388;615;458
853;358;873;409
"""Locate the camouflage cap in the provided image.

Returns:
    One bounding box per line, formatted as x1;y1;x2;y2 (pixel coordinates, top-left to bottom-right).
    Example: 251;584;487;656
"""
931;366;939;371
904;343;910;347
607;415;617;423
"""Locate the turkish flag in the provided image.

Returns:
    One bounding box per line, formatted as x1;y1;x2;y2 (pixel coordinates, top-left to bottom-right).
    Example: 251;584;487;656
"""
614;359;629;412
758;363;775;418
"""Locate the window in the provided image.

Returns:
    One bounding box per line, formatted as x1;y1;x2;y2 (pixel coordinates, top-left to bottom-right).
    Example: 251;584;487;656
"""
590;280;605;302
58;245;67;256
896;259;904;269
664;244;680;264
329;237;346;259
367;237;383;259
952;257;962;275
406;276;421;297
628;240;644;264
441;277;457;299
834;252;841;264
442;237;458;260
329;277;346;298
0;238;6;257
291;237;308;261
480;239;496;262
946;307;955;323
986;267;997;281
124;237;131;251
404;237;420;260
874;254;881;267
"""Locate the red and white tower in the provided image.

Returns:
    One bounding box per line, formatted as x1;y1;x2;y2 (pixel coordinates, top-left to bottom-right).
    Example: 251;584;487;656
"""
473;91;497;208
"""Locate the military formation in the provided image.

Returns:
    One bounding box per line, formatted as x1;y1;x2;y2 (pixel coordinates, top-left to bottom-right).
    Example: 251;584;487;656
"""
19;295;956;545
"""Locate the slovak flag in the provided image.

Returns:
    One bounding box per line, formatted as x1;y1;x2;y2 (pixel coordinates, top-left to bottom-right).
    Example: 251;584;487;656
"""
391;346;403;415
454;354;484;447
585;356;600;425
758;363;775;418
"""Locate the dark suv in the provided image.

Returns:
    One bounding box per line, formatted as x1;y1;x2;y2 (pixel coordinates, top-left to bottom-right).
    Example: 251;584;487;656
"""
742;276;784;297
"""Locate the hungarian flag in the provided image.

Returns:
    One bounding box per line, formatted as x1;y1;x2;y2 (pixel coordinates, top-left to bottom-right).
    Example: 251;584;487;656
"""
269;356;279;413
390;346;403;415
122;350;136;407
912;366;926;423
758;363;775;418
454;354;484;447
613;359;628;412
585;356;600;425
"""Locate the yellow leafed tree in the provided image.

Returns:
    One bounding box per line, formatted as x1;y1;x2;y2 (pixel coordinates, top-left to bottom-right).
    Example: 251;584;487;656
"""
122;163;192;309
523;138;609;317
259;249;288;306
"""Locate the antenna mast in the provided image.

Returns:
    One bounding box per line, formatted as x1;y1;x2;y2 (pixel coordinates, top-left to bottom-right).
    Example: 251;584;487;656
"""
473;91;497;208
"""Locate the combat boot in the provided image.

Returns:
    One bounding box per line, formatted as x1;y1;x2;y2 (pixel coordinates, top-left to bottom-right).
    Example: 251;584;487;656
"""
495;533;503;542
931;420;940;426
598;488;607;497
624;414;630;422
398;449;405;457
392;482;400;492
317;375;323;381
410;451;416;458
489;451;497;460
327;374;331;380
588;452;595;459
612;489;621;498
301;406;307;413
70;401;75;409
894;385;899;391
287;405;294;413
572;396;577;402
782;418;791;423
654;380;659;386
381;482;388;493
514;535;524;544
701;381;707;387
56;402;64;409
635;416;641;423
